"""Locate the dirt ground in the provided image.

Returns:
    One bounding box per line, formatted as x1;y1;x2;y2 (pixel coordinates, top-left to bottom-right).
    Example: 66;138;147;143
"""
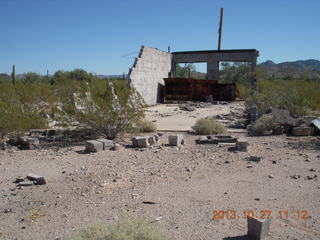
1;104;320;240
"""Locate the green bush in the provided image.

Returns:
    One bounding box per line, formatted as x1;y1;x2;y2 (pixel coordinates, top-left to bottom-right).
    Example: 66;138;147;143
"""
136;120;157;133
192;118;226;135
68;216;170;240
56;78;146;139
242;79;320;117
0;82;50;139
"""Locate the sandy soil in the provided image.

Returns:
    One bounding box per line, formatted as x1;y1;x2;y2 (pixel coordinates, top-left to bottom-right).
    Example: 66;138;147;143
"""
144;102;245;131
1;103;320;240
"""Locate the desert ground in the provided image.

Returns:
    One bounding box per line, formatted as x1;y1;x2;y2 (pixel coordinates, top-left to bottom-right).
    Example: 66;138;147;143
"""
1;102;320;240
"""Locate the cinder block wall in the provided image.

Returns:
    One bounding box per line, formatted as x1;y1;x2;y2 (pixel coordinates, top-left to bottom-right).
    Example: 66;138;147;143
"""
128;46;171;105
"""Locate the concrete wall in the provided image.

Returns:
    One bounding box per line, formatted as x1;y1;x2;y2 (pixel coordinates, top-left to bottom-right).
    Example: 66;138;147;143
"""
128;46;171;105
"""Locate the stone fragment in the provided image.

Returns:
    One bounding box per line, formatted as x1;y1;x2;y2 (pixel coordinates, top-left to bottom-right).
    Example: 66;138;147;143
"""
291;127;312;136
18;180;34;186
96;139;114;150
85;140;103;152
168;134;184;146
26;138;40;150
148;136;156;146
236;138;249;152
111;143;120;151
27;174;46;185
249;156;262;162
247;217;271;239
132;136;149;148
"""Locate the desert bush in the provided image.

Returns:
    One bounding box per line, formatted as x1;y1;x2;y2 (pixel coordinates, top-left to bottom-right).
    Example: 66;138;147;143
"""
56;78;146;139
192;118;226;135
243;79;320;117
136;119;157;133
68;216;170;240
0;82;51;139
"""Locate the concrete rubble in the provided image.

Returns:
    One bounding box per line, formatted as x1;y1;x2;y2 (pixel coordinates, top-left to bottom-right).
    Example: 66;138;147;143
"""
196;135;237;144
14;174;46;186
85;140;104;152
168;134;184;146
132;135;159;148
247;217;271;239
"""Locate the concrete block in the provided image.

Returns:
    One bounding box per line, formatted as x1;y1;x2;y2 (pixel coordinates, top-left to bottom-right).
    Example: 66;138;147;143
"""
247;217;271;239
132;136;150;148
27;174;46;185
168;134;183;146
26;137;40;150
96;139;114;150
236;138;249;152
85;140;103;152
291;126;312;136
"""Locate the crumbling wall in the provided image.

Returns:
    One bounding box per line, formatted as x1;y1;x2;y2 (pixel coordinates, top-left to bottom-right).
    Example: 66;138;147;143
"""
128;46;171;105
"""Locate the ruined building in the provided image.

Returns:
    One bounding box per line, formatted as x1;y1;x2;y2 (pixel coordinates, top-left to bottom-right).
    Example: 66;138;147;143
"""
128;45;259;105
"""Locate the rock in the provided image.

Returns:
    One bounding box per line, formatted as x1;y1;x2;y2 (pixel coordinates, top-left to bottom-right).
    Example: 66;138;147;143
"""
111;143;120;151
26;138;40;150
132;136;150;148
179;105;195;111
291;174;300;179
85;140;103;152
96;139;114;150
27;174;46;185
168;134;184;146
13;177;25;183
249;156;262;162
291;127;312;136
18;180;34;186
236;138;248;152
268;174;274;179
148;136;157;146
247;217;271;240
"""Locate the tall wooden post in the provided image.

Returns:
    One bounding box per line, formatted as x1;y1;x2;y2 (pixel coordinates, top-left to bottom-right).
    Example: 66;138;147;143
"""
218;8;224;50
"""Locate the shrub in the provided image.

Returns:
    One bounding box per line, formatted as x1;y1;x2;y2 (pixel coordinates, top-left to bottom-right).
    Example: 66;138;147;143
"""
192;118;226;135
136;120;157;133
56;79;146;139
0;82;50;140
243;79;320;117
68;216;170;240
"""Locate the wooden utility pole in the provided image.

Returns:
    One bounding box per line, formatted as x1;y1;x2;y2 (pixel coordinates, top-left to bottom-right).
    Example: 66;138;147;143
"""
218;8;224;50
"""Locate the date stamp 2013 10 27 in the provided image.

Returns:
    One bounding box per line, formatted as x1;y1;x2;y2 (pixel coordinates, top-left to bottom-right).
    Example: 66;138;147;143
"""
210;209;309;220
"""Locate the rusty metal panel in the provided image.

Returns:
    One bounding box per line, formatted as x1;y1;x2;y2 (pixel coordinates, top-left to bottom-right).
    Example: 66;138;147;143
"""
164;78;237;102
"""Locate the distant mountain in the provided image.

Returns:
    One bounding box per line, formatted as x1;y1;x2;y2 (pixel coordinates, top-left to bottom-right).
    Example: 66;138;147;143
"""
97;74;127;79
259;59;320;79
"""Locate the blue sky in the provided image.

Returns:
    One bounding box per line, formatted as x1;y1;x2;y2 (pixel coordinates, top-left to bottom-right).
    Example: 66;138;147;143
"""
1;0;319;75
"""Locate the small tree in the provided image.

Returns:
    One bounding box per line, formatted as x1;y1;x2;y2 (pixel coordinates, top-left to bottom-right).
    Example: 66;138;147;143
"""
57;79;145;139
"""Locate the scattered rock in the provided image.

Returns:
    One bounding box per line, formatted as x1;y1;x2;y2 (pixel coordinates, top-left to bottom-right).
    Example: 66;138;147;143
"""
85;140;103;152
291;127;312;136
27;174;46;185
18;180;34;187
249;156;262;162
290;174;301;179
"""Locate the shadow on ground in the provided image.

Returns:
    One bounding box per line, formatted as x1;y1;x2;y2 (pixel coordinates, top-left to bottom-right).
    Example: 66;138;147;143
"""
222;235;255;240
